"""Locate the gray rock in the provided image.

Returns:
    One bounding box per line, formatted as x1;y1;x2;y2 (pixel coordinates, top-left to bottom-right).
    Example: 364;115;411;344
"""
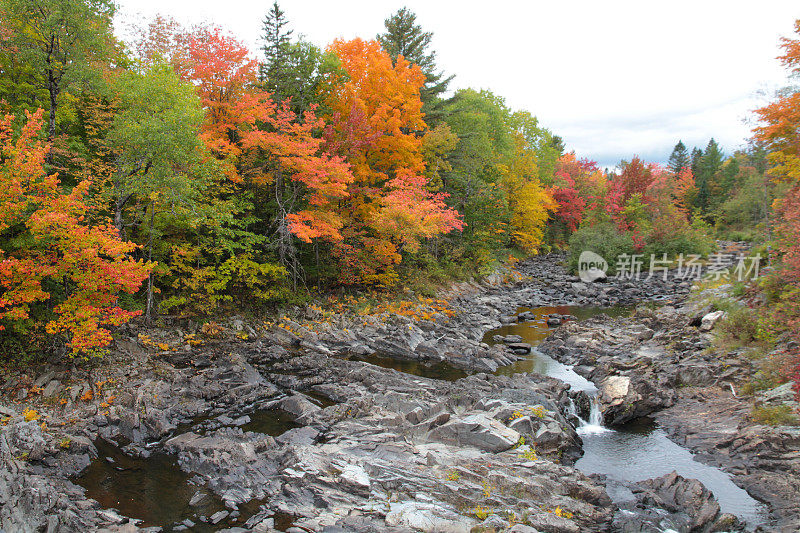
276;426;319;446
274;394;320;418
428;413;520;452
340;464;370;491
189;491;210;506
639;471;731;532
210;510;230;524
507;525;541;533
33;371;57;388
757;382;797;406
385;501;477;532
507;342;532;354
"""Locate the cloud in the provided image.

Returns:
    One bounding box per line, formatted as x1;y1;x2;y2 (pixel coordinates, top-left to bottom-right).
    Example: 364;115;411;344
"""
556;94;763;167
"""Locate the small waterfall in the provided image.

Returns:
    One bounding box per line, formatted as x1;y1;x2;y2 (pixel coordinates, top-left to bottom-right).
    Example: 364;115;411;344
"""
566;396;578;417
588;395;604;426
575;393;609;435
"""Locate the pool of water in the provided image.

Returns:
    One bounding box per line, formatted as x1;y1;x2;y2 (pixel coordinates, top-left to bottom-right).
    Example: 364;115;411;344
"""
350;352;468;381
76;407;302;531
240;408;299;435
75;440;227;532
485;305;630;385
576;418;770;526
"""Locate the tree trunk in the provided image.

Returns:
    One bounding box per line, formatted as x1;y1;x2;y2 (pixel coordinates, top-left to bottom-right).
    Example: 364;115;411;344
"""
274;166;302;290
145;203;155;323
315;242;320;290
47;81;57;143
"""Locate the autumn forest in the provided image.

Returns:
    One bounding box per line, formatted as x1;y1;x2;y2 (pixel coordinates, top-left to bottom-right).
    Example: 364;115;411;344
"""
0;0;798;369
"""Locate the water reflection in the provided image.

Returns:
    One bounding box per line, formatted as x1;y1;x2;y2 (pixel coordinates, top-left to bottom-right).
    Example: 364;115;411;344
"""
240;409;298;435
351;352;468;381
75;440;226;531
576;419;770;527
484;305;630;389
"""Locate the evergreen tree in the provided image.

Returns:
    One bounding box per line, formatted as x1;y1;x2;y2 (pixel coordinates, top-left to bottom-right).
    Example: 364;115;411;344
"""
551;135;566;155
668;140;690;173
694;139;724;213
259;1;293;100
378;7;453;125
720;155;740;195
258;2;340;114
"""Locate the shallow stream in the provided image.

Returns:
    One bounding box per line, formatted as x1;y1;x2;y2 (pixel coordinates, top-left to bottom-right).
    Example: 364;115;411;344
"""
74;304;770;530
482;305;770;528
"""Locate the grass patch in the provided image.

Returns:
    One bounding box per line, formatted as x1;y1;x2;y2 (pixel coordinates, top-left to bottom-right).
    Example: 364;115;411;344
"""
752;405;799;426
741;347;797;395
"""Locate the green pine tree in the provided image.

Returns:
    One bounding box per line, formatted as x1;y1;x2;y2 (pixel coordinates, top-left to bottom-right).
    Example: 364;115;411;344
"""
694;139;724;213
668;140;690;173
378;7;454;125
258;2;341;115
259;1;293;101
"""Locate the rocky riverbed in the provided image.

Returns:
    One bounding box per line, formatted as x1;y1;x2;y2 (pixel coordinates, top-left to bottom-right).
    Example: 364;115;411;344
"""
1;248;796;532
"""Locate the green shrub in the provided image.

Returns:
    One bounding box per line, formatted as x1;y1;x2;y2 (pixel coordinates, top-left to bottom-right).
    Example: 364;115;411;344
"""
568;219;713;275
752;405;799;426
567;223;635;274
717;305;758;343
642;224;714;259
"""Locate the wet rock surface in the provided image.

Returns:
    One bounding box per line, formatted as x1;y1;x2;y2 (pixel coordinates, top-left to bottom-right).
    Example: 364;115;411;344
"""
0;247;793;532
611;471;742;533
655;387;800;532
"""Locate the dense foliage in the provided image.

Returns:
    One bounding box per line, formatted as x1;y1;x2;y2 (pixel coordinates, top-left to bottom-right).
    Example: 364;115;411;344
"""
752;20;800;396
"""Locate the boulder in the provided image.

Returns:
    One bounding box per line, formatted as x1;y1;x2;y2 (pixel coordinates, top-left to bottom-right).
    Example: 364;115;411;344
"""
699;310;725;332
340;464;370;491
757;382;797;407
385;501;477;532
598;374;676;426
507;343;532;354
639;471;733;532
427;413;520;452
274;395;320;418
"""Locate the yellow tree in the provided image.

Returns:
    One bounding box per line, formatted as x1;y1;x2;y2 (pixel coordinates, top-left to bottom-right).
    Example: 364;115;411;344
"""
502;131;556;253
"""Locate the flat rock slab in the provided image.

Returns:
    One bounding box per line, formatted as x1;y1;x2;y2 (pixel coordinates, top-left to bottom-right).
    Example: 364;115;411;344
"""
427;413;520;452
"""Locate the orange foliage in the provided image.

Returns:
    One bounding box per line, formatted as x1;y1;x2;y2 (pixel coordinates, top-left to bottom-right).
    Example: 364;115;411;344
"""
179;26;258;165
0;110;151;354
325;39;462;284
237;93;355;242
754;20;800;184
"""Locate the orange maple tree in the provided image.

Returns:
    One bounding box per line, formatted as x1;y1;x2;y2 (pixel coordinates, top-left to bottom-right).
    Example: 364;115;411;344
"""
237;92;355;243
179;26;258;165
325;38;463;285
754;19;800;393
0;110;151;354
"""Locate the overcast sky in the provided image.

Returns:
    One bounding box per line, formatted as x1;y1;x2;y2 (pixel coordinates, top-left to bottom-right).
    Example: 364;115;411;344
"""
115;1;799;168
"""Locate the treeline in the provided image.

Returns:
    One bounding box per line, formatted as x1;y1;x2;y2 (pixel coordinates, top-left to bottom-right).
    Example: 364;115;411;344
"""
0;0;791;359
666;139;780;241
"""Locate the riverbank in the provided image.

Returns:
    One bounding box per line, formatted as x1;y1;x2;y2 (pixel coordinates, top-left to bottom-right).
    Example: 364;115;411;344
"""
1;249;795;532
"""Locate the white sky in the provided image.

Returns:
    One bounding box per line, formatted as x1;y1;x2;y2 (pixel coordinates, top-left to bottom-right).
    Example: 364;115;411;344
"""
116;0;799;168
